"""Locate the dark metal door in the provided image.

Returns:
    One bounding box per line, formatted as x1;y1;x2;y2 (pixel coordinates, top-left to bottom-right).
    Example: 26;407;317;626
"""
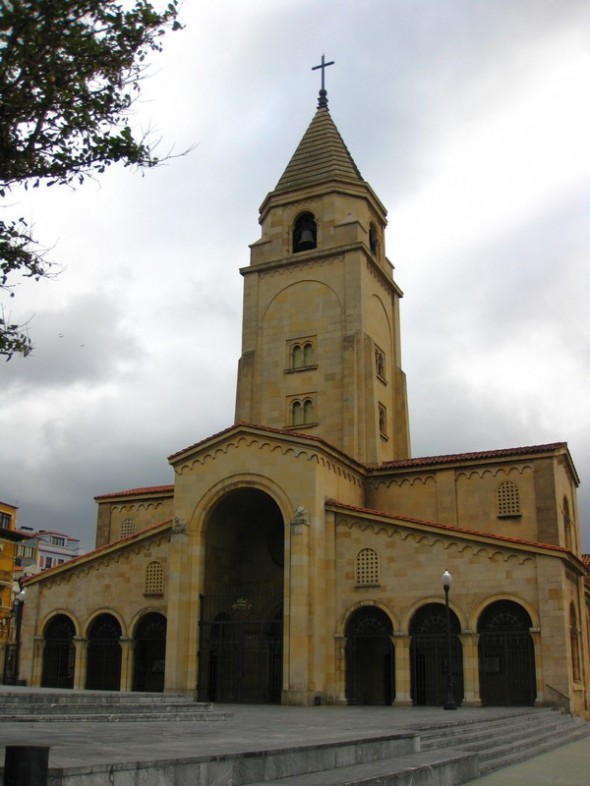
409;603;463;706
198;593;283;704
41;615;75;689
479;631;536;706
86;614;122;691
345;607;394;705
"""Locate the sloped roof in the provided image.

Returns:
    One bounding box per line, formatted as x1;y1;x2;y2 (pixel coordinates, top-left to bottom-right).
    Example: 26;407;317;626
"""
94;484;174;502
272;106;363;194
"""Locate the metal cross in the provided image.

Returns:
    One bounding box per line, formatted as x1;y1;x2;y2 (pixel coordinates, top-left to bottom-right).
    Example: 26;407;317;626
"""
312;54;335;92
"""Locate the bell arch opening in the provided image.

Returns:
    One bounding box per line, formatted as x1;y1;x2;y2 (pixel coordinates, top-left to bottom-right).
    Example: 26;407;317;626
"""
197;487;284;704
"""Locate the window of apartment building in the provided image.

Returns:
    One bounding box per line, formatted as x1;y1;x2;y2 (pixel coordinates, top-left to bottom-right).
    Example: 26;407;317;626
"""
0;512;11;529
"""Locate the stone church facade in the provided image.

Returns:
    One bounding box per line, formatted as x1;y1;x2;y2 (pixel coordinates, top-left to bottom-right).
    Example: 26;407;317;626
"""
19;90;589;716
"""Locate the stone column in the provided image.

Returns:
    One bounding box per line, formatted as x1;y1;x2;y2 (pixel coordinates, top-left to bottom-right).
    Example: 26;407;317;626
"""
460;631;481;706
30;636;45;687
283;507;310;705
394;633;412;705
333;633;347;705
73;637;87;689
164;517;193;693
119;637;133;691
530;627;544;705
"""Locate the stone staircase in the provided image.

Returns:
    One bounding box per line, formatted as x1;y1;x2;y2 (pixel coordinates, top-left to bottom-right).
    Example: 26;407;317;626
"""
418;706;590;776
0;688;231;722
237;709;590;786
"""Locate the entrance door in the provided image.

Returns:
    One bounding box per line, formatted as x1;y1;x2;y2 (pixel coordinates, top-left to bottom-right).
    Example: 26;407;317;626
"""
410;603;463;706
198;595;283;703
86;614;122;691
345;607;394;705
132;612;167;692
199;488;284;704
41;615;75;688
478;601;536;706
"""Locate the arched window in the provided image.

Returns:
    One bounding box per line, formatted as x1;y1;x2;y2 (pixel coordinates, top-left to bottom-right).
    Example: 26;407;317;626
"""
378;403;387;437
291;400;303;426
145;561;164;595
564;496;573;550
375;346;385;380
497;481;520;517
369;222;379;255
291;344;303;369
356;548;379;586
292;212;317;253
290;398;315;427
570;603;581;682
303;342;314;366
120;518;136;538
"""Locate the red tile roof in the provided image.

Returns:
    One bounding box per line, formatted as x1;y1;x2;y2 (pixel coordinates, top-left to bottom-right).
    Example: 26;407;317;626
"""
376;442;568;470
325;498;582;561
94;484;174;501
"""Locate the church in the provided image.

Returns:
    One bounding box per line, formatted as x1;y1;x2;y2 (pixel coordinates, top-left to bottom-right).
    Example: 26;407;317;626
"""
19;82;589;716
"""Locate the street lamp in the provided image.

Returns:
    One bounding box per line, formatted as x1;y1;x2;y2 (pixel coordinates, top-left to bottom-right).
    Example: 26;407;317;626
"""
442;570;457;710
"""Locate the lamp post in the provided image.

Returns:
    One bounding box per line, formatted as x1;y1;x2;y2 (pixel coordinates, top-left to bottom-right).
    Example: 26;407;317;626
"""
442;570;457;710
12;586;26;685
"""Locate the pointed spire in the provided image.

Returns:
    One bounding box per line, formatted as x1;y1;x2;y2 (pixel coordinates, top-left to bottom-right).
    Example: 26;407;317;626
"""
273;105;363;194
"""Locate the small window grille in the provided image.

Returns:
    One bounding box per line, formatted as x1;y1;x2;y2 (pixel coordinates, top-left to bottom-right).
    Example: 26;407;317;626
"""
356;548;379;586
497;481;520;517
145;561;164;595
120;518;136;538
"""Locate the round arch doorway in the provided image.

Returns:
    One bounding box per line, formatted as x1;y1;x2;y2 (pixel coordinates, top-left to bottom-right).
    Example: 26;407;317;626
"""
345;606;394;705
41;614;76;689
478;600;536;706
409;603;463;706
197;488;284;704
86;613;122;691
132;612;167;692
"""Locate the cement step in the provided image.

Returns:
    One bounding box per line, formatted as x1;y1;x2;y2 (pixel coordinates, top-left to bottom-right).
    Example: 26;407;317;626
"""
419;707;590;775
0;689;231;722
246;749;478;786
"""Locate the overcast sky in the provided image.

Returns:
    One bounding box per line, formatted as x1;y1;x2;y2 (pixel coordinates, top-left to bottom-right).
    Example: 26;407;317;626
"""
1;0;589;552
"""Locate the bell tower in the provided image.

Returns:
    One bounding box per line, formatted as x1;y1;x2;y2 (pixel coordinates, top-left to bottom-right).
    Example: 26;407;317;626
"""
235;82;411;465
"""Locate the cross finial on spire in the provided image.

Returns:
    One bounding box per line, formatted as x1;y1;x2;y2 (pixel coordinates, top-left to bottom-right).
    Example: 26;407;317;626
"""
312;54;334;108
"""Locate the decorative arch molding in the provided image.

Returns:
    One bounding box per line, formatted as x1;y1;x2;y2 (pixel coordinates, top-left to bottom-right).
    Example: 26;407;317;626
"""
468;594;540;632
111;501;166;514
364;257;398;296
187;473;293;539
83;608;128;639
337;599;399;637
174;435;364;489
336;517;537;566
455;464;533;482
261;254;344;281
40;609;81;638
402;597;468;633
370;474;437;491
368;293;393;343
262;278;343;324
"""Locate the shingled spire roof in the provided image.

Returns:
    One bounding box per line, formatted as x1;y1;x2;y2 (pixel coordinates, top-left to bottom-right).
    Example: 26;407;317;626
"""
273;103;364;194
